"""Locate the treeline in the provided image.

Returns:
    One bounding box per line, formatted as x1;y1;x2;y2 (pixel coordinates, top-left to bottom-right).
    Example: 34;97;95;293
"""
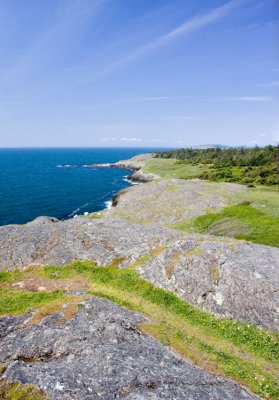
154;146;278;185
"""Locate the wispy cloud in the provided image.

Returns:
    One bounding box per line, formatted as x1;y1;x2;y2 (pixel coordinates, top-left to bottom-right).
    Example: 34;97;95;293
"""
225;96;272;101
115;94;271;103
120;96;193;102
258;82;279;87
100;137;167;143
101;137;143;142
1;0;108;83
93;0;244;78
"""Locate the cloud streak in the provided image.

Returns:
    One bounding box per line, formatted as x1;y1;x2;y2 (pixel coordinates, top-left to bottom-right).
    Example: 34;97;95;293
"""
95;0;244;78
225;96;272;101
1;0;108;84
258;82;279;87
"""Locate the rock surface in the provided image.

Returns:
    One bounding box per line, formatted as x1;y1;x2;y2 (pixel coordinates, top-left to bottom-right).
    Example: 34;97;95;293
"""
87;153;159;183
138;239;279;331
0;217;182;270
0;297;259;400
105;178;246;225
0;216;278;331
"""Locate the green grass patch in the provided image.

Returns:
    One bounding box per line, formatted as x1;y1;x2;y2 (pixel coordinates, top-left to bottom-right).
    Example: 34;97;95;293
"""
235;186;279;218
0;270;22;283
144;158;208;179
41;260;96;280
0;289;66;316
179;203;279;247
88;213;104;219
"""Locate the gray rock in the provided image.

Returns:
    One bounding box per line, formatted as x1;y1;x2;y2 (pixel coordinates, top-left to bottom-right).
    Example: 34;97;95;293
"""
0;297;259;400
0;217;183;270
138;239;279;331
0;217;278;330
106;179;246;225
86;153;159;183
127;169;156;183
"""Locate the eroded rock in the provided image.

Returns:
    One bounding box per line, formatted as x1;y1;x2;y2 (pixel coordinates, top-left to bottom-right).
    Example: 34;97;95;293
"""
0;297;259;400
0;217;278;330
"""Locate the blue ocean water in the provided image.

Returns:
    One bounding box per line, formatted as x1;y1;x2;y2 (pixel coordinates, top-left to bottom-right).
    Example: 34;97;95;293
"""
0;148;161;226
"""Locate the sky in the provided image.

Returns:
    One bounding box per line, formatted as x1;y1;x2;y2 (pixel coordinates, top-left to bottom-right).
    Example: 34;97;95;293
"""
0;0;277;148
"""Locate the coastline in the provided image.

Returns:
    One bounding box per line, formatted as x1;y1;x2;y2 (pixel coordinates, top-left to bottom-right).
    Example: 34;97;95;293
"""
86;155;158;184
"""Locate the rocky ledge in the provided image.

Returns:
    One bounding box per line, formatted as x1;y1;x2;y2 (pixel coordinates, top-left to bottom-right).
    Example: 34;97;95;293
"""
0;216;278;331
0;297;259;400
86;153;158;183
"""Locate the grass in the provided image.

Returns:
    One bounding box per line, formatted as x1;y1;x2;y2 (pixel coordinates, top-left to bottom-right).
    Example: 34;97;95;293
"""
0;289;66;316
173;203;279;248
144;158;208;179
235;186;279;218
1;261;278;399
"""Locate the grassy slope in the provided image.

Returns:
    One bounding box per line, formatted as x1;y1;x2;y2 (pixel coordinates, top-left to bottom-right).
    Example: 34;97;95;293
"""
173;203;279;248
144;158;208;179
0;261;278;399
144;158;279;247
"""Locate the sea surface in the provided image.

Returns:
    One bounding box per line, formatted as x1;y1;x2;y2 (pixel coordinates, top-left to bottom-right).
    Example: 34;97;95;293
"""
0;148;161;226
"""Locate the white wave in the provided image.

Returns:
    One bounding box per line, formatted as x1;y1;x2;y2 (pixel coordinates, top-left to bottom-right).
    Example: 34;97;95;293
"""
123;178;138;185
104;200;113;209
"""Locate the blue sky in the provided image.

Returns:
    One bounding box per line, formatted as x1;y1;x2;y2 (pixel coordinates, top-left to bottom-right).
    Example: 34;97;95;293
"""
0;0;277;147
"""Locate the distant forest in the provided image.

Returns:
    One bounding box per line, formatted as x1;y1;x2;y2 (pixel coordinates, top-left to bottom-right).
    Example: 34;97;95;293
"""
154;146;278;185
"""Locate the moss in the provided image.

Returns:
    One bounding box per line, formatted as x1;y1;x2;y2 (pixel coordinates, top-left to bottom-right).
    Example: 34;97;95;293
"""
108;257;127;268
88;213;104;219
0;379;49;400
210;264;220;282
0;365;6;376
184;247;203;258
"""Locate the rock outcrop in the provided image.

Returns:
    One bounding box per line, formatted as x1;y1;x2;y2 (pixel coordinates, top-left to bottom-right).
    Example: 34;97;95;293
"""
0;297;259;400
0;216;278;331
87;153;158;183
106;178;246;225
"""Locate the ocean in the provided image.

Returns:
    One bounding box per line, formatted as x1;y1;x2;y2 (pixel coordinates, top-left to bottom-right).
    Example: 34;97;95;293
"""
0;148;161;226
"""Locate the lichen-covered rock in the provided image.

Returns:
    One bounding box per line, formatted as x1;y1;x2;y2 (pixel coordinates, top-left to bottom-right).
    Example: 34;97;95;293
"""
138;239;279;331
0;217;183;271
0;217;278;330
105;178;246;225
0;297;259;400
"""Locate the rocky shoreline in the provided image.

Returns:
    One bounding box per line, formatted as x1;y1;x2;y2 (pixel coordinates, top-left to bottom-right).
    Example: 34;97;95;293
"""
86;154;158;183
0;153;278;400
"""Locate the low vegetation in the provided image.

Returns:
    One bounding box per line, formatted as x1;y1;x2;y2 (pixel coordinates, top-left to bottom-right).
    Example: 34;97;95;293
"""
0;364;48;400
0;261;278;399
153;146;278;185
0;289;66;316
173;202;279;248
144;157;207;179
